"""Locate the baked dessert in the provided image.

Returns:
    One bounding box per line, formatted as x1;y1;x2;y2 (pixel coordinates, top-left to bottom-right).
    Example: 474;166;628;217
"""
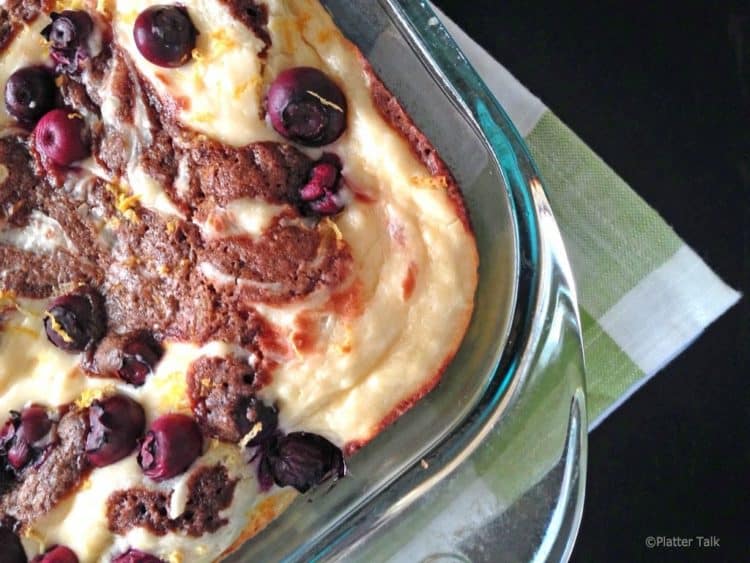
0;0;478;561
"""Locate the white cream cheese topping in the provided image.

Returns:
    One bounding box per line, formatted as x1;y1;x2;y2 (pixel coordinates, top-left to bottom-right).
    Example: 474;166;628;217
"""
197;198;288;239
0;210;74;253
113;0;275;148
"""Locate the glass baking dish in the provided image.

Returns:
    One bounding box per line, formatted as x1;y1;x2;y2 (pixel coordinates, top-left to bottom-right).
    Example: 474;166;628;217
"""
227;1;587;561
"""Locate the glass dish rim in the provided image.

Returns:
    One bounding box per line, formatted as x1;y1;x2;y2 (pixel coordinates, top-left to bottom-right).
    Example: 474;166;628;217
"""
231;0;588;560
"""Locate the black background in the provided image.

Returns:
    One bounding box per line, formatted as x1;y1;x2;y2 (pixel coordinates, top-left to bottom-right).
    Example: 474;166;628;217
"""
432;1;749;561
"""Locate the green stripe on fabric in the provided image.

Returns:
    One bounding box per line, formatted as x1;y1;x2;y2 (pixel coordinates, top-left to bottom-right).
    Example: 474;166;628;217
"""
579;307;644;423
525;112;683;318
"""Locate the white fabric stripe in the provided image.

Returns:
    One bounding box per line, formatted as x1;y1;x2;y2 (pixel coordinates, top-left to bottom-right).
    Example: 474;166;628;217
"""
598;245;741;378
432;7;547;137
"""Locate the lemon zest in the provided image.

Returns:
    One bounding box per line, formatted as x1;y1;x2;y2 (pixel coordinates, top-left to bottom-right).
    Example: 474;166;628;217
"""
306;90;344;113
116;193;140;213
323;217;344;241
74;385;115;409
336;326;353;354
152;371;190;412
43;312;73;344
239;422;263;448
191;48;205;62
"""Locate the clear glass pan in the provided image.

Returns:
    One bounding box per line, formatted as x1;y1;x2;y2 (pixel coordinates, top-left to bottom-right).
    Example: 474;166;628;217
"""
227;1;587;561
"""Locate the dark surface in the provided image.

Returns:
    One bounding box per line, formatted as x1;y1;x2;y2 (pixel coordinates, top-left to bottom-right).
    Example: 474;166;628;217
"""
432;1;749;561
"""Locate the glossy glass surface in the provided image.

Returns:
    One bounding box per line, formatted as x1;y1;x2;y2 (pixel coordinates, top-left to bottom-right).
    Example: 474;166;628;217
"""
228;1;587;561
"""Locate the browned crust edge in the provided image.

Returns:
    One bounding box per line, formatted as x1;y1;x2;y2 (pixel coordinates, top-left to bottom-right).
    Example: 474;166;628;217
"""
339;45;479;455
342;293;476;456
357;52;473;234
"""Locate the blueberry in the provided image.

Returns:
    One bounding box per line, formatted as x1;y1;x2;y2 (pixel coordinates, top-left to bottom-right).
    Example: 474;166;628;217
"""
43;11;93;51
262;432;346;493
41;11;95;73
43;286;105;352
4;67;56;124
267;67;347;146
133;5;198;68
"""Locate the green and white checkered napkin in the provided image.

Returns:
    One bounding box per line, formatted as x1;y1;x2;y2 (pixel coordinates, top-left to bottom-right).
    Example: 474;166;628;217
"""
354;12;742;562
441;12;741;429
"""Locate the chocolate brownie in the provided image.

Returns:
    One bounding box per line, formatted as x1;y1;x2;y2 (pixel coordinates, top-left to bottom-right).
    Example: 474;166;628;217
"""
187;355;267;442
0;410;89;527
0;135;35;226
107;464;238;537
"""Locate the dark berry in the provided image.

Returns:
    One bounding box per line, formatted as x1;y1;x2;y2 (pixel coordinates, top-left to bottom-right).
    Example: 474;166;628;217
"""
86;395;145;468
4;67;56;124
44;286;105;352
33;109;90;166
31;545;78;563
43;11;93;51
0;406;55;472
267;67;347;146
239;397;277;449
118;332;164;386
263;432;346;493
133;5;198;68
41;11;95;73
111;550;164;563
299;154;345;216
137;414;202;481
0;527;27;563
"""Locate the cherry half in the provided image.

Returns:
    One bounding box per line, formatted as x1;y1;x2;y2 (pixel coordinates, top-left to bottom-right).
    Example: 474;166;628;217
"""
31;545;79;563
85;395;145;468
137;414;202;482
34;109;90;166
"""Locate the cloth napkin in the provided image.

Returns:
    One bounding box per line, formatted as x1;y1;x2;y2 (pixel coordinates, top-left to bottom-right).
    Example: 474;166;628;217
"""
352;9;742;563
438;12;741;429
